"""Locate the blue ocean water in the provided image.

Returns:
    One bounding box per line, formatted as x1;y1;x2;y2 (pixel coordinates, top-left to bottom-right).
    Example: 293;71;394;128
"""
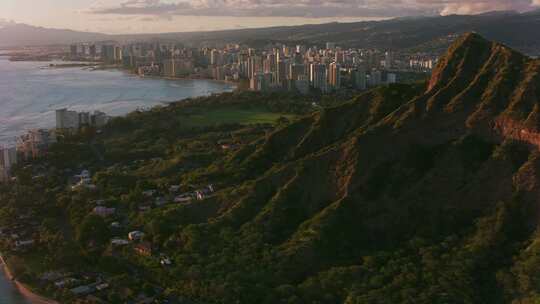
0;268;31;304
0;57;235;144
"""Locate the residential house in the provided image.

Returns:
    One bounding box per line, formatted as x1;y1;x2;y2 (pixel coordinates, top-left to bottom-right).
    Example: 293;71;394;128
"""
174;194;192;203
110;238;130;247
93;207;115;217
134;242;152;257
128;231;145;241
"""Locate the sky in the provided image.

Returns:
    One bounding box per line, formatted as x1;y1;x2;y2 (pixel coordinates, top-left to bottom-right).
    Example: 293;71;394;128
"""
1;0;540;34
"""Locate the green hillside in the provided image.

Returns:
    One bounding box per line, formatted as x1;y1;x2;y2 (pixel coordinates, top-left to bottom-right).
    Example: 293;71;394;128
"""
2;33;540;303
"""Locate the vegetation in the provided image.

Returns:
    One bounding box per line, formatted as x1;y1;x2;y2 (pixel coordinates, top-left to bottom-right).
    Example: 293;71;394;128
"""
2;34;540;303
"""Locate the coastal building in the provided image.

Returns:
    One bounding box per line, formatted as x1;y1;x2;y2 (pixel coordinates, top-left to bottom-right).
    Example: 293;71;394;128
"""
250;73;272;92
384;51;394;69
289;63;306;81
352;68;367;90
66;39;436;97
370;70;383;87
310;63;328;93
56;108;79;130
89;45;97;58
137;64;160;76
328;62;341;90
212;66;225;81
210;49;222;66
91;111;109;128
335;51;344;64
101;45;116;63
294;77;310;95
276;59;288;86
163;59;195;78
70;44;78;58
114;46;123;62
79;112;91;126
56;109;110;130
0;147;17;182
387;73;397;84
16;129;57;160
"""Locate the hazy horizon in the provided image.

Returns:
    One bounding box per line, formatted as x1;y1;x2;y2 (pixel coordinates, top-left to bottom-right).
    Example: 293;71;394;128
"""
1;0;540;34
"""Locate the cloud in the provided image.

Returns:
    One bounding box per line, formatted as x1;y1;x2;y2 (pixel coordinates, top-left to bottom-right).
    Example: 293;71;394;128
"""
417;0;536;15
87;0;540;18
0;19;16;28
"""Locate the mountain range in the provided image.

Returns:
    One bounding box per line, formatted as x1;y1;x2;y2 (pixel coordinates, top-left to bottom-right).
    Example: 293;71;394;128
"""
3;29;540;302
93;33;540;302
2;10;540;55
0;21;108;47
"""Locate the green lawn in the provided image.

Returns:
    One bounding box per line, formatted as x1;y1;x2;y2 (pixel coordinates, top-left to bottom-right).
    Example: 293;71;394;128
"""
184;108;295;126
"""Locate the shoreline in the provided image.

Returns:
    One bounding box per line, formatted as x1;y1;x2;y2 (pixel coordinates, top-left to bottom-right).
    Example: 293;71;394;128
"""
2;57;239;88
0;254;59;304
0;58;237;146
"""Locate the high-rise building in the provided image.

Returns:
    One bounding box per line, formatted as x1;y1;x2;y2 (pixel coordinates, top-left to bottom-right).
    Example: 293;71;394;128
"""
0;147;17;182
114;46;123;62
352;68;367;90
335;51;344;64
326;42;336;50
210;49;222;66
89;45;97;58
276;60;288;86
101;45;116;63
264;54;277;74
328;62;341;90
92;111;109;127
310;63;328;93
294;76;310;95
163;59;176;77
212;66;225;81
70;44;78;58
289;64;306;81
56;109;80;130
16;129;57;160
79;112;91;126
370;70;383;87
387;73;397;84
250;73;272;92
248;56;262;79
384;51;394;69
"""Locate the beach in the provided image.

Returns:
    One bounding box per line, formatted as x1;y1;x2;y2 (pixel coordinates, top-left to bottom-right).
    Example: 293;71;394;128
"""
0;254;58;304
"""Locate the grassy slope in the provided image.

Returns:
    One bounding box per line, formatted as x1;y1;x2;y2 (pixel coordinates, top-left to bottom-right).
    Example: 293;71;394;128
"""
179;108;295;127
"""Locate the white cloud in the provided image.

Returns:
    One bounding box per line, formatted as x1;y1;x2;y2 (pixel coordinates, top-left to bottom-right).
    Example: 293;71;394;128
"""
0;19;15;29
87;0;540;18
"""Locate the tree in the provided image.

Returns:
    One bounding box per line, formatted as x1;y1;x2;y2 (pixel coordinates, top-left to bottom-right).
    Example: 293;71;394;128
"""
77;214;110;248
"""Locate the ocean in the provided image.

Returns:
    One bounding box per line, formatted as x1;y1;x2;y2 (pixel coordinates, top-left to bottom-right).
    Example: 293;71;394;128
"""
0;56;235;302
0;56;235;145
0;267;31;304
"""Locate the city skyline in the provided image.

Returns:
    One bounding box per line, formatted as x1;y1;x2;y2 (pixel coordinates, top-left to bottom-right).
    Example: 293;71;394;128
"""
1;0;540;34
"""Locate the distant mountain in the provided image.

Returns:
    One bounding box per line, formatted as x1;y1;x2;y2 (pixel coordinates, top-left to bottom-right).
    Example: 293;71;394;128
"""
5;32;540;303
2;11;540;55
190;33;540;302
114;10;540;54
0;22;109;47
